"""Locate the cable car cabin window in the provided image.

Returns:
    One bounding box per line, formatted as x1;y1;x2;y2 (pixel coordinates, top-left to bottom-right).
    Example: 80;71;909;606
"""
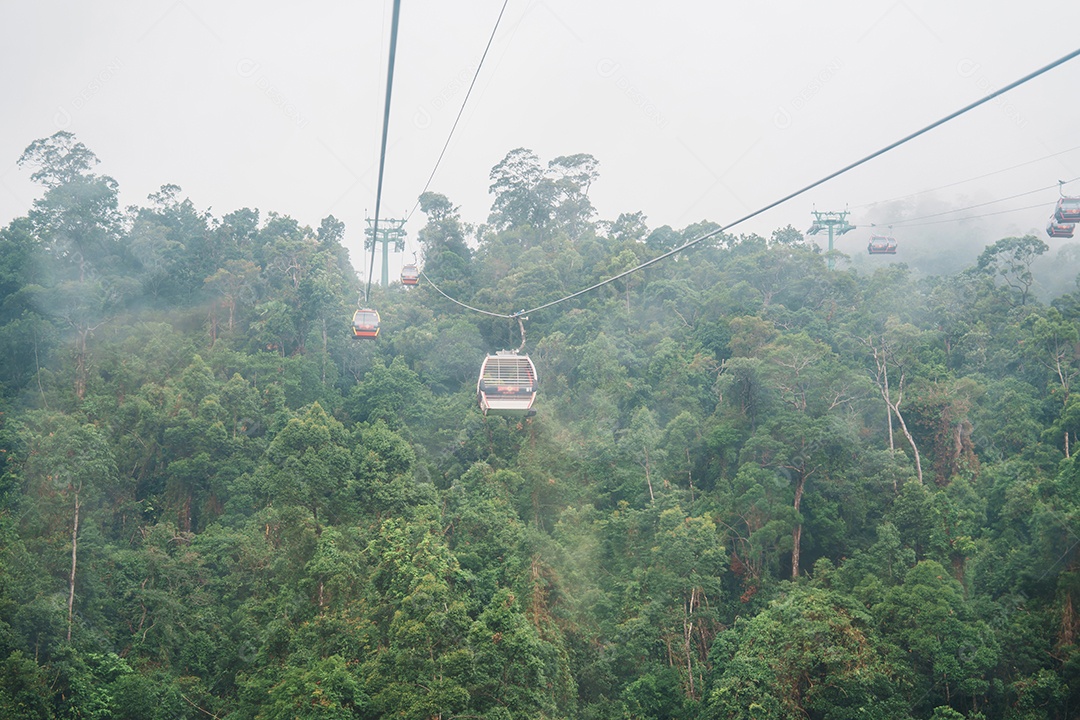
1055;198;1080;224
351;309;381;338
481;359;534;386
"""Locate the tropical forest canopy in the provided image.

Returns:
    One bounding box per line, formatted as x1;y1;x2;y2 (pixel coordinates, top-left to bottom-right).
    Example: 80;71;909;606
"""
1;132;1080;719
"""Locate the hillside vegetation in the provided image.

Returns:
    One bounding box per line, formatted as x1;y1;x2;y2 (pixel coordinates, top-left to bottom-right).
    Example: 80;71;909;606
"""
1;134;1079;719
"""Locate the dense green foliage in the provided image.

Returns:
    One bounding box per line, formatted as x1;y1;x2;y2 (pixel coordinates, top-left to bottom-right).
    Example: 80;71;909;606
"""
1;132;1079;719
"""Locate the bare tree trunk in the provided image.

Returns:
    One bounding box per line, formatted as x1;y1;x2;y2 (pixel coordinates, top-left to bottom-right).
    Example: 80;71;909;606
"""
952;422;965;476
321;317;328;384
75;329;88;401
70;320;105;402
1062;584;1077;647
644;445;655;502
67;486;81;642
882;359;895;452
208;307;218;347
791;475;805;578
891;404;923;484
683;587;698;699
686;448;695;503
181;492;191;533
33;331;48;409
866;337;922;485
533;487;541;528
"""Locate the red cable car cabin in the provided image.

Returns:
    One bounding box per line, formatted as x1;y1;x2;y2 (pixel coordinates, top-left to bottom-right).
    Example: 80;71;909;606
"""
1054;197;1080;224
477;351;538;417
351;308;381;339
1047;220;1076;239
867;235;897;255
401;263;419;285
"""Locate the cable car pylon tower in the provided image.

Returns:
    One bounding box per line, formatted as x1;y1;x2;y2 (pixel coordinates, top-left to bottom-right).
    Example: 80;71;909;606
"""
806;208;856;269
364;216;407;287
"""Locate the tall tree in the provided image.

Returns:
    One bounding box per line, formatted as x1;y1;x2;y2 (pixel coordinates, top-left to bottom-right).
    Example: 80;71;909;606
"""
18;132;122;283
261;402;352;532
20;412;117;641
975;235;1049;307
488;147;552;234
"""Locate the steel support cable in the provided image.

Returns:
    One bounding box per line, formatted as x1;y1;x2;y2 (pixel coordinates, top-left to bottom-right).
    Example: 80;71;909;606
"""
419;270;515;318
891;201;1048;228
423;46;1080;319
405;0;510;223
366;0;403;303
855;201;1049;231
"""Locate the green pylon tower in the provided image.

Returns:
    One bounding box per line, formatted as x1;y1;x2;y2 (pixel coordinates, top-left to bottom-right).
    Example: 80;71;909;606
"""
806;209;856;270
364;217;407;287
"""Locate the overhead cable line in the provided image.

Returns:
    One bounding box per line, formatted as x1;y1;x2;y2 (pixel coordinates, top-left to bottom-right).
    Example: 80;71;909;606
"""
851;143;1080;210
365;0;403;303
889;201;1048;228
420;269;515;318
425;46;1080;319
878;176;1080;227
405;0;510;223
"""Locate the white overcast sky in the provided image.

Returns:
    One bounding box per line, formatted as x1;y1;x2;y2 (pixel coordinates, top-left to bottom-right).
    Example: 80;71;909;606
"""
2;1;1080;279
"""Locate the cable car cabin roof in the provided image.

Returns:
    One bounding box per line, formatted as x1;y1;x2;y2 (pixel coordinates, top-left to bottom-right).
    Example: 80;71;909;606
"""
479;352;537;386
351;308;380;338
1047;220;1076;239
1054;197;1080;223
477;352;538;417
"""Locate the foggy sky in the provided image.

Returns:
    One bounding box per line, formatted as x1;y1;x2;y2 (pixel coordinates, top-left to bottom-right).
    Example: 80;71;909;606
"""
2;1;1079;281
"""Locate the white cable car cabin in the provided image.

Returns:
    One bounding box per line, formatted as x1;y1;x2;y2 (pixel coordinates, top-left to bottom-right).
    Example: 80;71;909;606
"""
351;308;381;339
401;263;419;285
1047;220;1076;239
477;351;538;417
867;235;897;255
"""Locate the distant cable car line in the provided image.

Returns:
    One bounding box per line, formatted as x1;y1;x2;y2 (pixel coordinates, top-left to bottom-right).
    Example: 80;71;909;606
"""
419;47;1080;320
887;201;1047;228
850;142;1080;211
880;177;1079;227
404;0;510;223
392;3;510;290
